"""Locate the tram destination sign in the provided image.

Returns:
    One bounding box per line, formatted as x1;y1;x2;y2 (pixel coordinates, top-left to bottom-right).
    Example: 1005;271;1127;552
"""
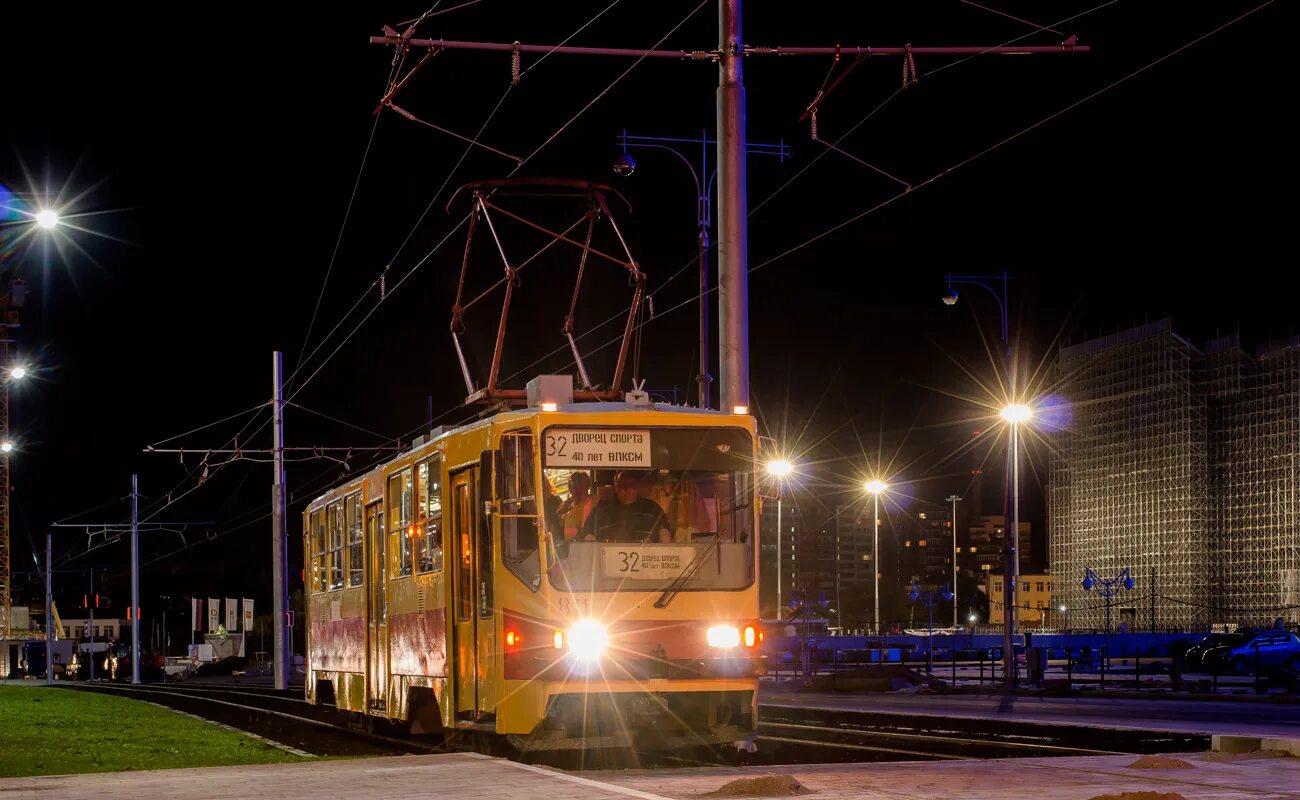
603;545;695;579
543;428;651;468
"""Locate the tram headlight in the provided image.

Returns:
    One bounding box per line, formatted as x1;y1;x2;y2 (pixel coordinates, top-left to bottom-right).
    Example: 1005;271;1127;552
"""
706;625;741;649
567;620;608;661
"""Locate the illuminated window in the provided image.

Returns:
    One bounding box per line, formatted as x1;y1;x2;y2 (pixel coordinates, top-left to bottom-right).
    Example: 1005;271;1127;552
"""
388;467;414;577
328;500;345;591
500;430;539;592
346;492;364;587
969;547;977;553
981;564;991;571
310;509;327;593
918;539;927;547
416;459;443;574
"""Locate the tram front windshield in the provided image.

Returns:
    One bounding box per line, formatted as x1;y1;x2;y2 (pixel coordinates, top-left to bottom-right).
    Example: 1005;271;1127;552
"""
538;427;755;593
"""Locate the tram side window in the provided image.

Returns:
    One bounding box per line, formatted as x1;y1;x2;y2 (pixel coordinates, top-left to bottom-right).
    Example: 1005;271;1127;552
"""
455;482;473;621
388;468;414;577
416;458;443;573
500;431;541;591
310;509;326;593
328;500;344;591
346;492;363;587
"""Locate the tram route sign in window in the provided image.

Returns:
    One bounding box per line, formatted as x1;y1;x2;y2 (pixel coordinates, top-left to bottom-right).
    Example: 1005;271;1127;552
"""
543;429;651;468
602;545;695;579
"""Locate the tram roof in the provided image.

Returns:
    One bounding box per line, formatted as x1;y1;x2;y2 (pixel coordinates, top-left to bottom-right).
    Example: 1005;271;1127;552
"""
305;402;751;510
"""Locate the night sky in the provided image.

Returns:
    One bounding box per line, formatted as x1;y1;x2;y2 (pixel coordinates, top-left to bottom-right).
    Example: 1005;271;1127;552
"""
1;2;1291;630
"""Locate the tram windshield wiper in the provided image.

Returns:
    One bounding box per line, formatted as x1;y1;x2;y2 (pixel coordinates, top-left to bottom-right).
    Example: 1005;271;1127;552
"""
653;536;717;608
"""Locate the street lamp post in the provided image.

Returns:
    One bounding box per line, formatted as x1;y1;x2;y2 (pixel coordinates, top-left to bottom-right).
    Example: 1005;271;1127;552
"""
614;130;788;409
909;582;953;675
864;480;887;635
1;278;28;641
941;272;1021;686
999;402;1031;686
766;459;794;619
1082;567;1134;660
947;494;962;629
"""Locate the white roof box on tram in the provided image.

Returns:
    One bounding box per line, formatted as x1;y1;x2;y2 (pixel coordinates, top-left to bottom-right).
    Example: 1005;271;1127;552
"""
527;374;573;409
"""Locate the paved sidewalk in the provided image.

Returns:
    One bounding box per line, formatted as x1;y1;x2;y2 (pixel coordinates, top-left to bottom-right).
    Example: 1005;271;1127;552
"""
4;750;1299;800
0;753;674;800
596;753;1300;800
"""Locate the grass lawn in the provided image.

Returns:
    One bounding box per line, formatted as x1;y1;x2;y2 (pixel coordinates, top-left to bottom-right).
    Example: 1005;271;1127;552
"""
0;685;308;778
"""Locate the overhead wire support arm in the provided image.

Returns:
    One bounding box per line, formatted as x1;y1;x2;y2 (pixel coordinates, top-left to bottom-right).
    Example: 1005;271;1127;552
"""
369;37;1087;60
369;36;712;60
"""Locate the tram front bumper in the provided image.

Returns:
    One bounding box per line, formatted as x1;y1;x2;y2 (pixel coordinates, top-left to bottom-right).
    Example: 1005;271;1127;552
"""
513;687;756;752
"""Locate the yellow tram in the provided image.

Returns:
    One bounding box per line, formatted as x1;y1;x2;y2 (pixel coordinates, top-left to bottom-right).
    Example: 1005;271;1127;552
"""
303;379;763;753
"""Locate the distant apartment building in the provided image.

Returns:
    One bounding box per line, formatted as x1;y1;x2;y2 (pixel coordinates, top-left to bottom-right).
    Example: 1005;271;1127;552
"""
1050;320;1300;629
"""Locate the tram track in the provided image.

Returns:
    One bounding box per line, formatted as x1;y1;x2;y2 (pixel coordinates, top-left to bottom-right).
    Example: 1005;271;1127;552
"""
58;680;1212;768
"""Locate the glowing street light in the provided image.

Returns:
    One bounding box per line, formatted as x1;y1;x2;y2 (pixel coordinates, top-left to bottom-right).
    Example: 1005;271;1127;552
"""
766;459;793;478
1;441;13;453
864;479;888;634
34;209;59;229
7;366;26;381
766;458;796;617
999;403;1032;424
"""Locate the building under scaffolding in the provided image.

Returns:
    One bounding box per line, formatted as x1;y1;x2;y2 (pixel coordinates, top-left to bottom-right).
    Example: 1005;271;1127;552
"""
1050;320;1300;630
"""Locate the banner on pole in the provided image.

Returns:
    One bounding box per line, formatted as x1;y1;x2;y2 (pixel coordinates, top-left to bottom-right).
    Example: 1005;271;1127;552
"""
208;598;220;633
242;598;255;631
192;598;202;631
225;598;238;631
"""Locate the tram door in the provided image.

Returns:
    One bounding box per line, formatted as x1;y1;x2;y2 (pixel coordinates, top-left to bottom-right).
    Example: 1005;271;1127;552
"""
451;468;481;718
365;502;387;711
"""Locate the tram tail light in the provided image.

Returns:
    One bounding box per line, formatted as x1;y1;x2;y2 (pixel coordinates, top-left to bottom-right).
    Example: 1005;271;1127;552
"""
743;625;757;648
505;630;521;648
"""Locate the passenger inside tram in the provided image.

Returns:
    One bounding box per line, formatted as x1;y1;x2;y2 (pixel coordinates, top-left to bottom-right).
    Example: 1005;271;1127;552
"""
578;470;673;543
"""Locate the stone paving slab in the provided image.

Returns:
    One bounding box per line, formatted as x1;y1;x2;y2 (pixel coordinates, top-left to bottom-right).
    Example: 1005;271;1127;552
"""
592;753;1300;800
4;751;1297;800
0;752;674;800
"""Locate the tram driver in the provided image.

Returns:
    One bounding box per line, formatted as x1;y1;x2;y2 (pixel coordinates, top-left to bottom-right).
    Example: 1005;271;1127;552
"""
579;470;674;543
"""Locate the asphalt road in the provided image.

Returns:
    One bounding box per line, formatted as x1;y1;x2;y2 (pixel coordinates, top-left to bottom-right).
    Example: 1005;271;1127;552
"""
759;684;1300;738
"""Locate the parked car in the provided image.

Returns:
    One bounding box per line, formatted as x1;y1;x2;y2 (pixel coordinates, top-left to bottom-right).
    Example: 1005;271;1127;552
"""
1225;631;1300;674
1183;632;1253;670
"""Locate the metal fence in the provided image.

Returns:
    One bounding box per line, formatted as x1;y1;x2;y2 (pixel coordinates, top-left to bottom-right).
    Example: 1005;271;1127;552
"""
764;639;1300;695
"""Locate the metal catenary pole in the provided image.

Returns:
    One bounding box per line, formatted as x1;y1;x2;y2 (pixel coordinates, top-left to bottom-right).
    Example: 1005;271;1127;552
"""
717;0;749;413
131;474;140;685
44;531;52;686
272;351;290;690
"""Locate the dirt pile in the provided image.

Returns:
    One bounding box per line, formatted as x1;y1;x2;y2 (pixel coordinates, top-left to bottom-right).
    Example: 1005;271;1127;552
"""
1127;756;1194;769
703;774;810;797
